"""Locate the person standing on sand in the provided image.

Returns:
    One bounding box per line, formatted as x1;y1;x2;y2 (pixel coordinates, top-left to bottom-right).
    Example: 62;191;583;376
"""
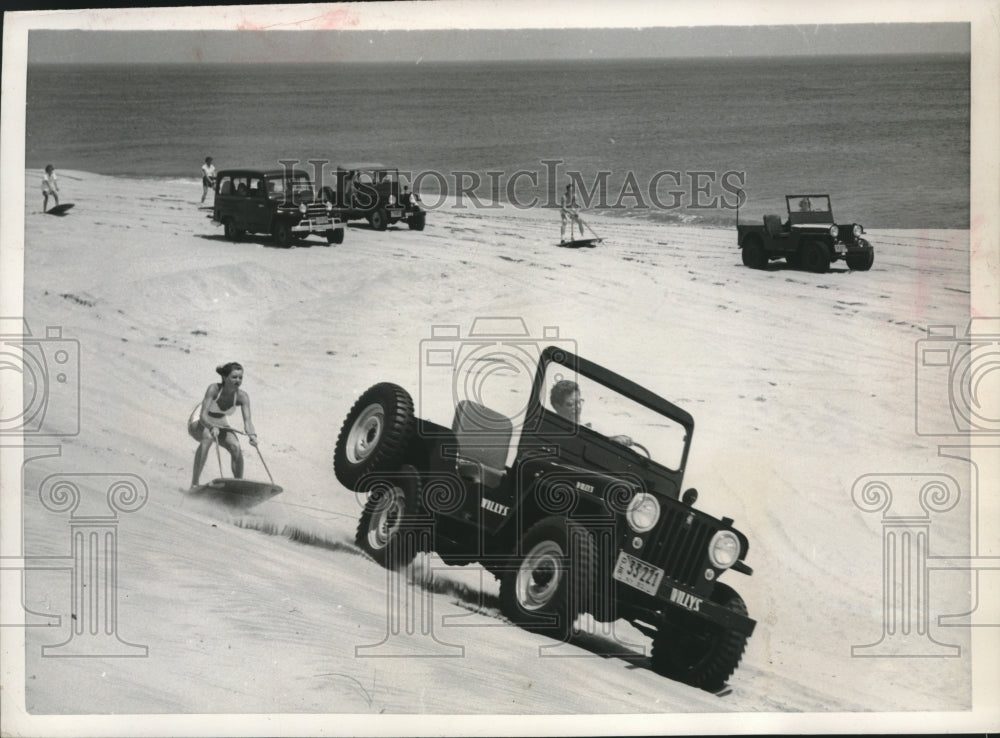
560;183;584;243
41;164;59;212
200;156;216;204
188;362;258;489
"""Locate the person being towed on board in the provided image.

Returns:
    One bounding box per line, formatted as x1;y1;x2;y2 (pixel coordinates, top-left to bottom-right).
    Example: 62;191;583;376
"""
42;164;59;212
188;362;258;489
559;182;584;243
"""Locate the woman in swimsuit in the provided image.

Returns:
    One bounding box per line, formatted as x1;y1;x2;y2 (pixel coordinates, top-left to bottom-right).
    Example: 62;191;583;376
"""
189;361;258;488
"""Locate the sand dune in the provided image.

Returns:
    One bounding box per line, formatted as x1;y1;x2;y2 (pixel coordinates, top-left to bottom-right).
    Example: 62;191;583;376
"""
10;170;983;722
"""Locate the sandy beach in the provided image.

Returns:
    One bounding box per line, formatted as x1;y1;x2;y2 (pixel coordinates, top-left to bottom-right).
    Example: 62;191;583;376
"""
8;168;987;724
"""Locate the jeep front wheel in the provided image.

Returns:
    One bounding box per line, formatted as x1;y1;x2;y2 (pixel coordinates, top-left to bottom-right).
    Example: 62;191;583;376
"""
326;228;345;245
846;249;874;271
370;208;389;231
333;382;416;491
408;212;426;231
800;240;830;273
650;582;749;692
354;474;422;569
740;238;767;269
499;516;597;641
273;221;294;248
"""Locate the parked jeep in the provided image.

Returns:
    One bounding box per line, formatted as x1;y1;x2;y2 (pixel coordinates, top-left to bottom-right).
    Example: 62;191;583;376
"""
321;163;425;231
737;194;874;272
333;345;756;691
212;168;345;247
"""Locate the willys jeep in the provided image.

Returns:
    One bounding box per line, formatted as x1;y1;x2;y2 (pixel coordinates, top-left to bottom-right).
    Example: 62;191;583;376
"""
333;345;756;691
737;194;874;272
212;168;345;247
321;163;425;231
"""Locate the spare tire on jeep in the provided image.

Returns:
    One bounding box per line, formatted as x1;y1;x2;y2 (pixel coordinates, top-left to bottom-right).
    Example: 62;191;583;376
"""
333;383;416;490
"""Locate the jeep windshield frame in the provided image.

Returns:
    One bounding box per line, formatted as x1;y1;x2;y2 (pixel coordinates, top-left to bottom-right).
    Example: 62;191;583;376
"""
521;346;694;500
786;194;834;226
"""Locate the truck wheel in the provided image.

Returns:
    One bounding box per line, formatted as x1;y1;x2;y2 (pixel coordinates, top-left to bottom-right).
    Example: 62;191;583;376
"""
846;249;874;271
223;219;244;242
354;470;422;569
370;209;389;231
785;251;800;269
650;582;749;691
740;238;767;269
499;516;598;641
326;228;345;245
408;212;426;231
800;240;830;273
273;221;293;248
334;382;416;491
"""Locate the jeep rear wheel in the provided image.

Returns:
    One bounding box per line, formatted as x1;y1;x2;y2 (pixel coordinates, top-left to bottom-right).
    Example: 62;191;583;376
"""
650;582;749;692
499;516;598;641
223;219;244;242
354;473;422;569
800;240;830;273
370;208;389;231
326;228;345;245
273;221;294;248
333;382;416;491
408;212;426;231
846;249;874;271
740;238;767;269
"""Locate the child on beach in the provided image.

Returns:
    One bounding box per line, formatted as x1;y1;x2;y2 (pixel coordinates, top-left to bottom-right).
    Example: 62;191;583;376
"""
41;165;59;212
200;156;216;204
189;362;258;489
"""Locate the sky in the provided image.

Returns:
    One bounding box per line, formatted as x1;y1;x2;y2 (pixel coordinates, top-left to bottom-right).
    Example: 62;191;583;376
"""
25;24;970;64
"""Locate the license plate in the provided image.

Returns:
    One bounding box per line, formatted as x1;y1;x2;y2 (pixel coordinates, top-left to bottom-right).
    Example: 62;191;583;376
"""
389;209;403;218
613;552;664;595
835;243;846;254
312;218;331;226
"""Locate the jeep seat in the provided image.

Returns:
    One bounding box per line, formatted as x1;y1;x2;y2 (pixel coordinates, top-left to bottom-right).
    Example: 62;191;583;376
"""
764;214;784;237
451;400;512;489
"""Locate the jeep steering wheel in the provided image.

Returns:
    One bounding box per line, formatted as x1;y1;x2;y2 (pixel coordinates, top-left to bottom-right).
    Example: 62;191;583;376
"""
630;440;651;458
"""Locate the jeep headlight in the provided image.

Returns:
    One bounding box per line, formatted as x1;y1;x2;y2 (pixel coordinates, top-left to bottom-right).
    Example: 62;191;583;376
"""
852;224;863;239
828;224;839;239
708;530;740;569
388;195;397;206
298;202;307;215
326;201;333;213
626;493;660;533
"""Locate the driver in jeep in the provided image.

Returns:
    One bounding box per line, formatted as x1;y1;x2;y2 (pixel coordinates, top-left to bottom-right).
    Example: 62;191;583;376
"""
550;379;634;447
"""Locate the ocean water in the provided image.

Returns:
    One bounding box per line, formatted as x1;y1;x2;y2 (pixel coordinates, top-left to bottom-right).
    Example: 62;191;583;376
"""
25;55;969;228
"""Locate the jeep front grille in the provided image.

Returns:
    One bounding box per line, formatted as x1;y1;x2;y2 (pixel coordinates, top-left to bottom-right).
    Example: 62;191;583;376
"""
644;507;715;587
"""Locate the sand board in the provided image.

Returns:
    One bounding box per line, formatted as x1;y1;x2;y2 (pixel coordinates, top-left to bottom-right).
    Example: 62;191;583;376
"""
188;478;283;509
558;238;600;248
45;203;75;216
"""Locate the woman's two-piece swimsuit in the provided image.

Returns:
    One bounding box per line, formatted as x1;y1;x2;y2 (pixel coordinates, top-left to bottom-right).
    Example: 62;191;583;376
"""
189;385;239;440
